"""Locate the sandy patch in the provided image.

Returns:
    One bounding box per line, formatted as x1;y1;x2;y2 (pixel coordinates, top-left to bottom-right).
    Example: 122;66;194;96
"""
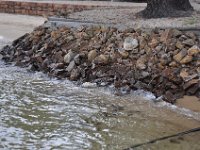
176;96;200;112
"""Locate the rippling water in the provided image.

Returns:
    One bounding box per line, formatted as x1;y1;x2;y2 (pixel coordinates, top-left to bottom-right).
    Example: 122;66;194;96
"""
0;35;200;150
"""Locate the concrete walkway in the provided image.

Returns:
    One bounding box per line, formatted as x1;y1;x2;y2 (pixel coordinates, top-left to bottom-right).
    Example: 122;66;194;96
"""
0;13;45;39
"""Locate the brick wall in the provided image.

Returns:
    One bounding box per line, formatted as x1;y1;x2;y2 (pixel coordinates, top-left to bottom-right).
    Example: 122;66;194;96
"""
0;1;99;16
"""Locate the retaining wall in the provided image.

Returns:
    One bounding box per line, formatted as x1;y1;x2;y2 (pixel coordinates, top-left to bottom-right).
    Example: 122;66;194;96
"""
0;1;99;16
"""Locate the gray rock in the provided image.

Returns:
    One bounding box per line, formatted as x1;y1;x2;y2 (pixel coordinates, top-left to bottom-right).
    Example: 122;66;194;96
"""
70;68;81;81
123;37;138;51
74;54;81;65
172;29;182;37
64;50;77;64
66;61;76;72
183;39;195;47
0;54;3;60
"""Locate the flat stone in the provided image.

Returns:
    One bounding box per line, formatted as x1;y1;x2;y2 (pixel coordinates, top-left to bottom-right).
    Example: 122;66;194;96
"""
175;41;184;49
183;39;195;47
173;50;187;62
180;55;193;64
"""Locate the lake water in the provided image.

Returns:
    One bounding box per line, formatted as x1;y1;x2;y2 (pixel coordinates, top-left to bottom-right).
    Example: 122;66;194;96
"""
0;21;200;150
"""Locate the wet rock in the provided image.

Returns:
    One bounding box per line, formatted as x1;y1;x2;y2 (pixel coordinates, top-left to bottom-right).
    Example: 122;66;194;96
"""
51;63;64;70
183;79;199;90
186;83;199;95
164;90;176;103
180;55;193;64
82;82;97;88
70;68;81;81
123;37;138;51
134;81;149;90
64;50;77;64
88;50;97;62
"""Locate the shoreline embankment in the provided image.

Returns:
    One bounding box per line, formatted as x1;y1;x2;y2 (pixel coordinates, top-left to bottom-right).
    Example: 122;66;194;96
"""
0;25;199;103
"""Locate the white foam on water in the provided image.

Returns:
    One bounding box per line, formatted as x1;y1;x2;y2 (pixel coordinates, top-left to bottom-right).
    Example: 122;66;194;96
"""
156;101;200;121
0;35;4;40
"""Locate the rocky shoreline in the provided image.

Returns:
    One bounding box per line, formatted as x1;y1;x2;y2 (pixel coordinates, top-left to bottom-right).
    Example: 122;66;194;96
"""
0;25;199;103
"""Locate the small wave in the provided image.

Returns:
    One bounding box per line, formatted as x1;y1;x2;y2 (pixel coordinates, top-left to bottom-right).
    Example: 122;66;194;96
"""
156;101;200;121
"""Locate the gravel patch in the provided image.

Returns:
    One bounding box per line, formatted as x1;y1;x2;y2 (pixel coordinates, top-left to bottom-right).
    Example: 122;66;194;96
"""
69;1;200;29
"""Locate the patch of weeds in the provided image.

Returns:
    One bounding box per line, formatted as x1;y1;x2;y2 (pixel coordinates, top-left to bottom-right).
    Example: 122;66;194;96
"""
184;16;198;25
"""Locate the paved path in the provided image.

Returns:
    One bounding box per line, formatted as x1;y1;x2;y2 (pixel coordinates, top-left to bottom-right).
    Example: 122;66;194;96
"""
0;13;45;39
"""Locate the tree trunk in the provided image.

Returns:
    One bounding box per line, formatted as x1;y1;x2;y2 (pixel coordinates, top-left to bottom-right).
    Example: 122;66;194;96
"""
138;0;194;18
170;0;194;11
